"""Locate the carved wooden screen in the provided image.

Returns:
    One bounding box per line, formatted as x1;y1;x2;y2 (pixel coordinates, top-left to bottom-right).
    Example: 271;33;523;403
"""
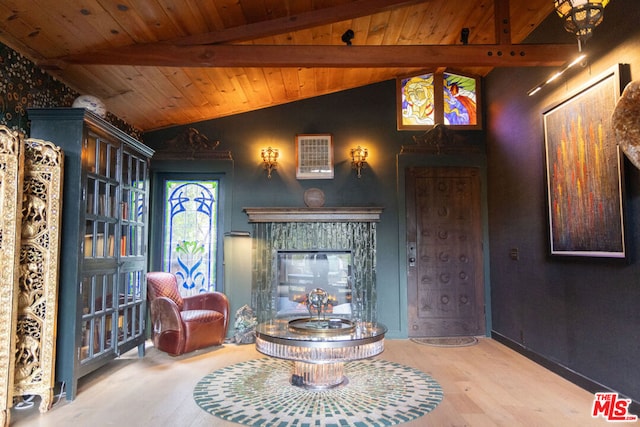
0;125;24;426
14;138;63;412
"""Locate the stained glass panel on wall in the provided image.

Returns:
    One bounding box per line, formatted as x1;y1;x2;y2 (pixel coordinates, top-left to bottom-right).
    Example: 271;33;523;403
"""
399;73;435;127
397;70;481;130
163;180;219;295
443;72;477;126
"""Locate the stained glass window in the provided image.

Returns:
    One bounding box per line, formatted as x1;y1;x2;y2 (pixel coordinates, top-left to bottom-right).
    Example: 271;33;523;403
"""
163;180;219;295
400;73;435;127
443;72;477;126
397;70;481;130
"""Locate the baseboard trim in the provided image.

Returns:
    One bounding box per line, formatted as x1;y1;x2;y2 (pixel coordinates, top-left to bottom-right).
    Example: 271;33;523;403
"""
491;331;640;416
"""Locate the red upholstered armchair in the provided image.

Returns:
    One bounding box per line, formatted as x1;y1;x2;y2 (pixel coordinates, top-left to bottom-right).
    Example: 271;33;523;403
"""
146;272;230;356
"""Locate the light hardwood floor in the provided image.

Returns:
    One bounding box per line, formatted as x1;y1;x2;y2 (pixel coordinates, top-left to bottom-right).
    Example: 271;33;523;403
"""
10;338;608;427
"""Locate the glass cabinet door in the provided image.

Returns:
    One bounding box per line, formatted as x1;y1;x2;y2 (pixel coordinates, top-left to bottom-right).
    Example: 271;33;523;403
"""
117;148;149;353
80;272;118;362
81;130;121;366
120;149;149;258
116;270;145;347
84;130;120;259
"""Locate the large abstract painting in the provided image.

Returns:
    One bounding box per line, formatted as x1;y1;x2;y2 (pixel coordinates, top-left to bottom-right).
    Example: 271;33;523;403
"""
543;65;627;258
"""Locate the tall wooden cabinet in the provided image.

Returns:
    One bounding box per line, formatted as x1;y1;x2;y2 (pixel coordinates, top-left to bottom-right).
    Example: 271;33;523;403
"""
28;108;154;401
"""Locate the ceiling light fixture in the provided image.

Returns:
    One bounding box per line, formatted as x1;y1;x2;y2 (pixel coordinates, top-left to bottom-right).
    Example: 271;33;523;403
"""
341;29;355;46
527;54;587;96
460;28;470;45
554;0;610;52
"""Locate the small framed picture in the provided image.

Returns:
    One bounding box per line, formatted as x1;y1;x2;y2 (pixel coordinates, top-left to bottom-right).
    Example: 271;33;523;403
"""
295;134;334;179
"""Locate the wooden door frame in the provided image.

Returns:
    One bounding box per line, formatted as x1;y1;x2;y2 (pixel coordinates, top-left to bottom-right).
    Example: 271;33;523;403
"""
396;152;492;338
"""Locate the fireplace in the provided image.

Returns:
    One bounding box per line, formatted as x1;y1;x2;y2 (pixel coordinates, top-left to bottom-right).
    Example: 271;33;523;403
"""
244;207;383;323
274;249;353;318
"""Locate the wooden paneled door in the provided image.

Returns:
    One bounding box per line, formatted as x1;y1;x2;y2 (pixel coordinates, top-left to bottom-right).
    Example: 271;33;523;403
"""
406;167;485;337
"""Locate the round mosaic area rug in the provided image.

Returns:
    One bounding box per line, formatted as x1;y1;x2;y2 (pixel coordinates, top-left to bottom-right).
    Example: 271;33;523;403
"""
193;357;443;427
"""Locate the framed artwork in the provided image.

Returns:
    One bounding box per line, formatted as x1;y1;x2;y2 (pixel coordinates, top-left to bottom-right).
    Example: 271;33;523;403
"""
543;64;628;258
295;134;334;179
397;70;481;130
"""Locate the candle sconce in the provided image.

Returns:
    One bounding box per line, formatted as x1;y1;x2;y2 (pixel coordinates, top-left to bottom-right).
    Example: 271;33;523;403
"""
261;147;279;179
350;146;368;178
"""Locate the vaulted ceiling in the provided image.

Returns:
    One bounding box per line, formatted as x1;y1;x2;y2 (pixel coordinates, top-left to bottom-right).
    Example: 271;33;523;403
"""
0;0;573;131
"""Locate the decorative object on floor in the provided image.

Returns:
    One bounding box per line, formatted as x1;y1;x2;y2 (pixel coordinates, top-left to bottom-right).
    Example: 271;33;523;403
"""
411;336;478;347
193;358;443;426
232;305;257;344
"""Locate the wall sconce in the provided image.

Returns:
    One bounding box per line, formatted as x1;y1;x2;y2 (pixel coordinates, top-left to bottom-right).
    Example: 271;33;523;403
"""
554;0;609;52
261;147;279;179
350;146;368;178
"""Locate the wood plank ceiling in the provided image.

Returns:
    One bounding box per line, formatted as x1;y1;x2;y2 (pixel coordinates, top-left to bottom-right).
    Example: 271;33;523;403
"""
0;0;571;131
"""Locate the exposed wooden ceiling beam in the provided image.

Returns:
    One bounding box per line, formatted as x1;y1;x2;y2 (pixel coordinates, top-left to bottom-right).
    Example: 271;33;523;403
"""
494;0;512;45
175;0;430;46
40;43;578;70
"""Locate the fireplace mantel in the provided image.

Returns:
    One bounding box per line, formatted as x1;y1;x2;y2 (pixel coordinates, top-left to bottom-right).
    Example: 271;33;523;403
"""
244;207;383;223
246;206;382;323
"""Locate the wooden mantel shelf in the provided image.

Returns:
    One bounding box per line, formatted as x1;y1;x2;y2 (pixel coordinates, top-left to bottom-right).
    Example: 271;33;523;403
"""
243;207;383;223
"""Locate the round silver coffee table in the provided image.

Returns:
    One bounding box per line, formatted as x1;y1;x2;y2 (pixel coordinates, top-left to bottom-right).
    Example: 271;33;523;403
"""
255;319;387;389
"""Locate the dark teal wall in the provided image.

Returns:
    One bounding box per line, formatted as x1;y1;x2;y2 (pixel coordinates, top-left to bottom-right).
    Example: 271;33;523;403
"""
144;80;489;337
486;0;640;404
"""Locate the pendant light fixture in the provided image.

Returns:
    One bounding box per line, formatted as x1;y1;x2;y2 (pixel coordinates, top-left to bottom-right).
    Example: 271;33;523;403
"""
554;0;610;51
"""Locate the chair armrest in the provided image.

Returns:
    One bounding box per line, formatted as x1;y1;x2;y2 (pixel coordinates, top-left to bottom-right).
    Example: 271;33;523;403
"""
150;296;183;334
183;292;230;319
183;292;230;332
